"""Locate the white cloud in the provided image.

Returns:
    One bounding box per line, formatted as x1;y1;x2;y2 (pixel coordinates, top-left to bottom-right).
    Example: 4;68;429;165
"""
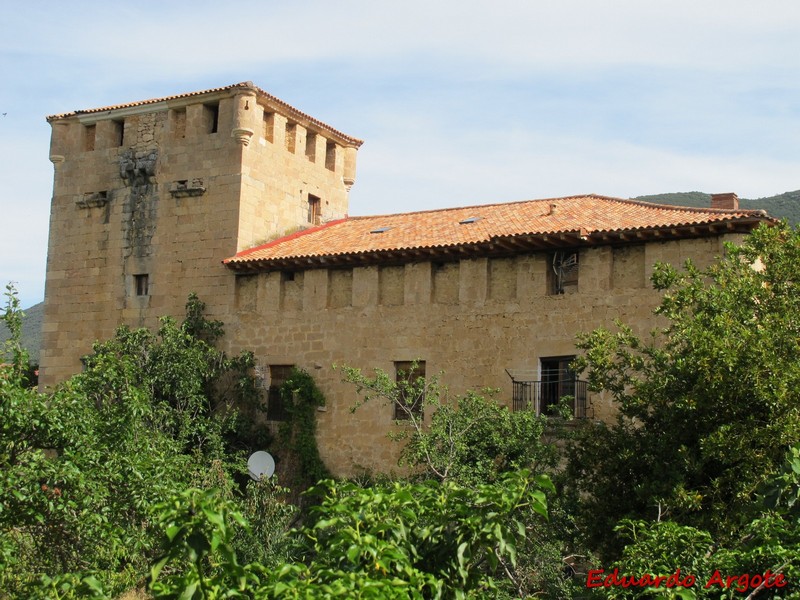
350;126;800;217
5;1;800;76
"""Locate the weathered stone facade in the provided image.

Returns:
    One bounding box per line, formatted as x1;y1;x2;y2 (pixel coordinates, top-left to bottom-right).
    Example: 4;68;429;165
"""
41;83;771;476
42;83;361;386
226;235;742;473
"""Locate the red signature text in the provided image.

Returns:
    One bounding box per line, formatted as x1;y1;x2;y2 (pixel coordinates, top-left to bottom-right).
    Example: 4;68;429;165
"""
586;568;787;593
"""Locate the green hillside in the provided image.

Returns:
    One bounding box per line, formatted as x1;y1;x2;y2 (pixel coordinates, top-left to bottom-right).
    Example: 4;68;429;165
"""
634;190;800;225
0;301;43;365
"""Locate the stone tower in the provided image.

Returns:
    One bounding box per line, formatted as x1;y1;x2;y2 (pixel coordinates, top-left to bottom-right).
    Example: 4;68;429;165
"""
40;82;362;387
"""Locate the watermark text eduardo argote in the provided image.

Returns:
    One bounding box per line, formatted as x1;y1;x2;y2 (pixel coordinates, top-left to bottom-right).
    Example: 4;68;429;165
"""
586;568;788;593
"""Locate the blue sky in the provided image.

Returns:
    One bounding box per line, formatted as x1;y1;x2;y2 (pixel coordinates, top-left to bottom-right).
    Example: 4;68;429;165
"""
1;0;799;308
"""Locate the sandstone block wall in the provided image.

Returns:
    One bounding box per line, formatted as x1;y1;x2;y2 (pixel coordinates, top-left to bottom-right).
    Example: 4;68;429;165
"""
41;86;358;387
229;234;737;476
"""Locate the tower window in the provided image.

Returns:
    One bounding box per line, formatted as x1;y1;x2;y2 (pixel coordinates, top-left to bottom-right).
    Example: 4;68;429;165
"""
267;365;294;421
285;122;297;152
204;103;219;134
113;119;125;146
549;251;579;295
305;132;317;162
262;111;274;142
134;274;149;296
325;141;337;171
83;124;96;151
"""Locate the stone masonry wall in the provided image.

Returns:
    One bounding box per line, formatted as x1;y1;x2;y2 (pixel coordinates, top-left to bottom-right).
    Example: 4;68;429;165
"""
41;87;358;387
229;234;737;476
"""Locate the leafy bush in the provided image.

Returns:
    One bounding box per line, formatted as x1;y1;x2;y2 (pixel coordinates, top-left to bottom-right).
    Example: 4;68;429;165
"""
147;469;554;599
0;291;270;597
567;223;800;558
340;364;558;486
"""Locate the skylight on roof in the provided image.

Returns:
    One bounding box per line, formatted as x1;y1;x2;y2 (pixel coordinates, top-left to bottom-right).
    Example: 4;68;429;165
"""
458;216;481;224
370;226;392;234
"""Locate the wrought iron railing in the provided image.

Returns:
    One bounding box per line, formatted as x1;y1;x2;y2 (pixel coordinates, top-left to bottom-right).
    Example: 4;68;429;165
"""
512;379;589;418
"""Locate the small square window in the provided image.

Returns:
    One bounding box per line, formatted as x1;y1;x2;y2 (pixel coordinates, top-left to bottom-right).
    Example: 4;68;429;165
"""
134;274;149;296
394;361;425;420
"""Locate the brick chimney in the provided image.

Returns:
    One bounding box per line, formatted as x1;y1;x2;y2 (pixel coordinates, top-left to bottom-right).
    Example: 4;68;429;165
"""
710;192;739;210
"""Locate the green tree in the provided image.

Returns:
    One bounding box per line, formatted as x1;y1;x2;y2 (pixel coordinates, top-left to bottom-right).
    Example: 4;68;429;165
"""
148;469;554;599
340;363;580;597
586;444;800;599
0;292;270;597
339;364;558;485
1;283;32;385
567;222;800;558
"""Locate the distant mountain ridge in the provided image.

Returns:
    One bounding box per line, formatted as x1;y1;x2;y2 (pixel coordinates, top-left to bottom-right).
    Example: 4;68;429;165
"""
0;301;43;365
634;190;800;225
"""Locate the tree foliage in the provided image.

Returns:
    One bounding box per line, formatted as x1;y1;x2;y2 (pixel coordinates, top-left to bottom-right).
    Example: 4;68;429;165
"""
586;444;800;599
339;363;578;597
0;293;271;597
147;469;553;599
340;363;558;486
567;223;800;558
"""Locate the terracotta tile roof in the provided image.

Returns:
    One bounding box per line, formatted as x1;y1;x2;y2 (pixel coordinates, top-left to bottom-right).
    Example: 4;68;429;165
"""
46;82;363;147
224;194;773;271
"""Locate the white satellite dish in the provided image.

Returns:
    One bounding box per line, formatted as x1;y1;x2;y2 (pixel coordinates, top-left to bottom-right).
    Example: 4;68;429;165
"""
247;451;275;481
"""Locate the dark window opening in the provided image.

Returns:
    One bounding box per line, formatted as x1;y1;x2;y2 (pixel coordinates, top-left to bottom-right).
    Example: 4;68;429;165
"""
204;103;219;134
308;194;321;225
267;365;294;421
549;251;579;295
282;271;295;282
511;356;588;418
305;131;317;162
394;361;425;420
134;274;149;296
262;111;274;142
113;119;125;146
83;124;96;151
325;141;336;171
285;122;297;152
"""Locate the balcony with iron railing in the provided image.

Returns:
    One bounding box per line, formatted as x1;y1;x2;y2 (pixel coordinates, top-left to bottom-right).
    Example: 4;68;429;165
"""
512;379;590;419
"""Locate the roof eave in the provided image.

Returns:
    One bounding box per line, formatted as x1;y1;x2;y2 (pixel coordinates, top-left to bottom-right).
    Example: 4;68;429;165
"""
224;216;772;274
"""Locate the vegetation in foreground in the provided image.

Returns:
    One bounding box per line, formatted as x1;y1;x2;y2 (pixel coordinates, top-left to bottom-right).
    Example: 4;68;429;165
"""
1;223;800;598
